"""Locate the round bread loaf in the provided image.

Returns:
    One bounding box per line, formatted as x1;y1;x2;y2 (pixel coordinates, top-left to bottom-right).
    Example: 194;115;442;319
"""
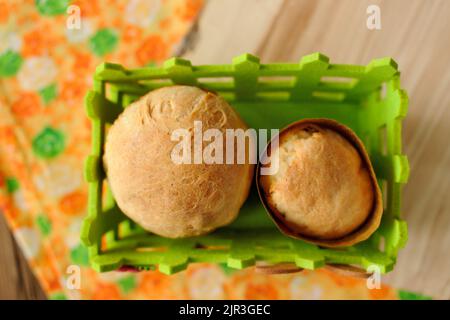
104;86;254;238
258;119;382;246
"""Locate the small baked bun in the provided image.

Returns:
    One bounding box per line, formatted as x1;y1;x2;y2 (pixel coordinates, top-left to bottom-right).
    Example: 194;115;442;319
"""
104;86;254;238
258;119;382;247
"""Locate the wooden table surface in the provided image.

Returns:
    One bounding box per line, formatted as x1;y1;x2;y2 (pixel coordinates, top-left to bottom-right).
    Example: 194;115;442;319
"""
1;0;449;299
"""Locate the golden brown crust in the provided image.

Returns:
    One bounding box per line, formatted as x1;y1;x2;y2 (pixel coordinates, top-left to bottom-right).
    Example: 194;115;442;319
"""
104;86;254;238
258;119;382;247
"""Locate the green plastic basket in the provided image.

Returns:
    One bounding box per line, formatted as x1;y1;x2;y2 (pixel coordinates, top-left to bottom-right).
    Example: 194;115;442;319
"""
81;53;409;275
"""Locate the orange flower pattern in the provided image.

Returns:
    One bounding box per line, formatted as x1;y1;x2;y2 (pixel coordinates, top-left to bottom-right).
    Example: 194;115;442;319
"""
11;93;42;117
135;35;168;64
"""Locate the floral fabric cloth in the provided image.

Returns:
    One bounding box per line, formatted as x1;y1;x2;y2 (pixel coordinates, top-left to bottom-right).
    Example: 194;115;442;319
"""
0;0;420;300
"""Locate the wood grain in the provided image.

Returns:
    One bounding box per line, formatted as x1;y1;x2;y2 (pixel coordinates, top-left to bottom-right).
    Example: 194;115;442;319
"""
0;214;46;299
186;0;450;299
1;0;449;299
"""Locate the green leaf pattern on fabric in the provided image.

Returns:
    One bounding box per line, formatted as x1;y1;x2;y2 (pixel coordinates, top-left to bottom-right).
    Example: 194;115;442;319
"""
36;214;52;236
32;127;65;159
70;243;89;266
89;29;119;56
398;290;432;300
39;84;58;104
0;50;23;77
6;177;20;193
35;0;71;16
117;275;137;294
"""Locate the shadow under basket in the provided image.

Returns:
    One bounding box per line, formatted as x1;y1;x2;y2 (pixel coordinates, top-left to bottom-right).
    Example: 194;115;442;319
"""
81;53;409;275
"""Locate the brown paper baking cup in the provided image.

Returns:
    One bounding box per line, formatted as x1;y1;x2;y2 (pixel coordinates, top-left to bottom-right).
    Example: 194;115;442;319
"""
255;262;303;275
324;264;372;279
256;118;383;248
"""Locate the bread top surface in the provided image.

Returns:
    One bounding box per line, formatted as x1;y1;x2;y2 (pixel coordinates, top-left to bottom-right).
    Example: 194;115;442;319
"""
104;86;254;238
259;122;375;240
